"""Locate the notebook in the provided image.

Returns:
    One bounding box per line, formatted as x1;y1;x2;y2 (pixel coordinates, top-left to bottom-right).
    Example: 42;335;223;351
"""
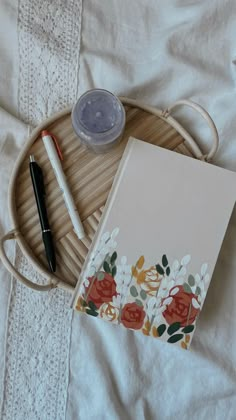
71;138;236;349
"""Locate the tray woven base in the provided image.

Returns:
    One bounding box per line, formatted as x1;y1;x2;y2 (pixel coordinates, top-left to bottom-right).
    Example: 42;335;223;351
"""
16;105;190;287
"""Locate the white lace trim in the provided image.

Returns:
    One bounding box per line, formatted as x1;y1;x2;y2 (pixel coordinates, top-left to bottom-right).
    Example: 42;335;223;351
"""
18;0;82;125
1;0;82;416
1;249;73;420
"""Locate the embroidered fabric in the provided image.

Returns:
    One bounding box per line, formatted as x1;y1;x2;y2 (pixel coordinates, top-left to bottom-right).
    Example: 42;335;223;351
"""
1;248;73;420
1;0;82;417
18;0;82;125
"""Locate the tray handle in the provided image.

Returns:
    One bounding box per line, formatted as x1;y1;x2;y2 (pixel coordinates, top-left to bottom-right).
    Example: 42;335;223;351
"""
120;97;219;162
162;99;219;162
0;230;59;291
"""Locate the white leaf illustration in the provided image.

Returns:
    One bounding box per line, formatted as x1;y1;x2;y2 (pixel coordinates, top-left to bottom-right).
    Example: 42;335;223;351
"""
101;231;110;242
179;266;187;277
201;290;207;301
146;297;156;317
170;287;179;296
195;273;201;284
156;304;165;315
87;267;95;277
79;284;85;296
85;277;90;286
111;227;119;239
192;298;200;309
121;256;127;265
181;255;191;266
163;297;173;306
115;273;122;282
153;314;162;324
160;277;168;288
204;273;210;284
100;247;109;256
124;274;131;285
191;285;197;294
176;277;184;285
172;260;179;270
169;280;175;289
159;304;167;313
201;263;208;276
158;289;169;298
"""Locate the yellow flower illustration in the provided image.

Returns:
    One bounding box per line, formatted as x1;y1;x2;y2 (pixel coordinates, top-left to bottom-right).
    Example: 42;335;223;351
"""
100;303;119;322
132;260;161;296
142;320;151;336
75;296;86;313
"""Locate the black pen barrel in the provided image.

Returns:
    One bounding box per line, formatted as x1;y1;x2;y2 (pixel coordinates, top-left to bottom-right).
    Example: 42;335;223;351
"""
30;161;49;231
29;156;56;272
43;231;56;272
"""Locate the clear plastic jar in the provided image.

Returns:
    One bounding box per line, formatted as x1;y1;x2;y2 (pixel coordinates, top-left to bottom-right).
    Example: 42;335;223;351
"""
71;89;126;153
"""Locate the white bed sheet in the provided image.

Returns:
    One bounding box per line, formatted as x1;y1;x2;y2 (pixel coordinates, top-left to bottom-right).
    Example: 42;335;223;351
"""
0;0;236;419
68;1;236;418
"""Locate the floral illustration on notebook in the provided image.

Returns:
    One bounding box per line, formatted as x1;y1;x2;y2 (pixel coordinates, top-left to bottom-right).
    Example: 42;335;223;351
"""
72;138;236;350
74;227;210;349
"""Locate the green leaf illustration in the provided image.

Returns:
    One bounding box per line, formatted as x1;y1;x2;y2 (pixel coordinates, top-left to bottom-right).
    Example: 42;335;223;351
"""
135;299;143;307
97;272;105;281
167;322;181;335
156;264;164;275
182;325;195;334
162;254;168;267
140;289;147;300
112;266;117;277
103;261;110;273
88;301;97;311
157;324;166;337
183;282;192;294
188;275;195;287
81;299;87;307
110;251;117;265
167;334;184;343
195;286;201;295
130;285;138;297
86;309;99;317
166;266;170;276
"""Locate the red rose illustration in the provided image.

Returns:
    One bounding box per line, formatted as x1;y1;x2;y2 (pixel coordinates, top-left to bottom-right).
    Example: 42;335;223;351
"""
121;302;146;330
86;273;118;309
162;285;199;327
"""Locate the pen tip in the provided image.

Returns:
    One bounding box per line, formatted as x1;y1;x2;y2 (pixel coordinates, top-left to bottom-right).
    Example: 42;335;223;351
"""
49;261;56;273
29;155;35;163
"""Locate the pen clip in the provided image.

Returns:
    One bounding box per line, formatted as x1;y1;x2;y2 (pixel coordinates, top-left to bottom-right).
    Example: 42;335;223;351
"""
41;130;63;161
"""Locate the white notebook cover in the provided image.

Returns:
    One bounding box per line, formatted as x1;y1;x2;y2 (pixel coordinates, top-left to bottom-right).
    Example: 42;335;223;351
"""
71;138;236;349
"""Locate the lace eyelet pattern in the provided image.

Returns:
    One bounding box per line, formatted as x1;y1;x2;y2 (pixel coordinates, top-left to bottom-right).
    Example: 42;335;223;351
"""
18;0;82;125
1;248;73;419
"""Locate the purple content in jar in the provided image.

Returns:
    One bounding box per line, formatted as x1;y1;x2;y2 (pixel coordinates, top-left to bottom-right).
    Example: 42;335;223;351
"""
72;89;126;153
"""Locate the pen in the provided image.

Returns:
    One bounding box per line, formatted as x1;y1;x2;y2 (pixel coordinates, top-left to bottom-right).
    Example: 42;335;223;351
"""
29;155;56;272
41;130;85;240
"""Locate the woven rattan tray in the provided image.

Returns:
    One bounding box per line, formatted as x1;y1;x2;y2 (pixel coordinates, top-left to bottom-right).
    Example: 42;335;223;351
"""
0;97;219;292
